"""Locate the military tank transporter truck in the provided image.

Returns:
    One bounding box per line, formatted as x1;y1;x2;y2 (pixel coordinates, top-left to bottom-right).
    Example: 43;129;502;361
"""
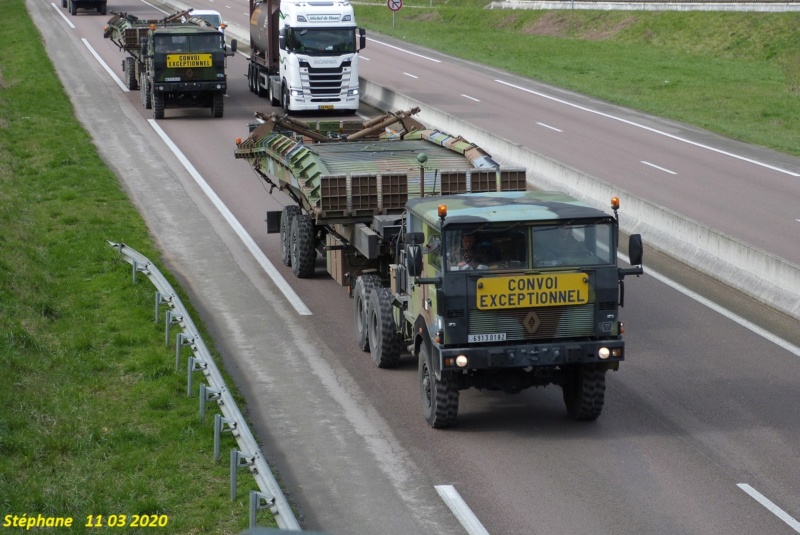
234;109;644;428
103;9;237;119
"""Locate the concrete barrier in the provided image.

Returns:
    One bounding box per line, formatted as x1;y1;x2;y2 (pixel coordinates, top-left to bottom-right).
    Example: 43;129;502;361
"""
360;79;800;321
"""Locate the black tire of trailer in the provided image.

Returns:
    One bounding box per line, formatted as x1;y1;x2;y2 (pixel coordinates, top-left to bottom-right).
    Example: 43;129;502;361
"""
281;84;290;113
211;92;224;118
290;214;316;278
280;205;301;266
353;274;382;351
367;287;402;368
99;2;106;14
69;0;76;15
269;78;280;107
561;365;606;421
247;64;254;93
124;57;138;91
152;91;164;120
419;343;459;428
256;70;267;98
61;0;66;8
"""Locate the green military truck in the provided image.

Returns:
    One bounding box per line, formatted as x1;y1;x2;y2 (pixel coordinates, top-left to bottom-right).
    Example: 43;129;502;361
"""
104;10;237;119
234;109;644;428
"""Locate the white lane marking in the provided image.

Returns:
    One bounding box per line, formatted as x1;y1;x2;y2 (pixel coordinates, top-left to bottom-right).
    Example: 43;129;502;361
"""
435;485;490;535
462;94;480;102
52;3;76;28
641;160;677;175
403;72;419;79
141;0;170;14
82;39;129;92
495;79;800;178
537;122;562;132
738;483;800;532
148;121;312;316
619;253;800;357
360;55;371;61
368;38;442;63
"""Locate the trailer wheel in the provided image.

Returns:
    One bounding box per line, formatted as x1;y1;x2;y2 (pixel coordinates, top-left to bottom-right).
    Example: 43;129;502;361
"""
61;0;66;8
141;75;151;109
367;288;402;368
419;343;459;428
247;65;255;93
561;365;606;421
280;205;301;266
69;0;76;15
354;274;381;351
152;92;164;119
290;214;316;278
211;92;224;118
99;2;106;14
124;57;138;91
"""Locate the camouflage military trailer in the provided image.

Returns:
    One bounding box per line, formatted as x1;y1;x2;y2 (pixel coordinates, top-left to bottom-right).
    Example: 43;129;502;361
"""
234;109;644;428
103;10;237;119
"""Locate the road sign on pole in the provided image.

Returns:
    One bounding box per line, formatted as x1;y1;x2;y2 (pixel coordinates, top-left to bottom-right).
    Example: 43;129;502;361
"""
387;0;402;11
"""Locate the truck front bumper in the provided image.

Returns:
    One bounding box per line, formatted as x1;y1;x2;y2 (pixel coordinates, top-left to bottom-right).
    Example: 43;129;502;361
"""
437;339;624;371
152;81;226;93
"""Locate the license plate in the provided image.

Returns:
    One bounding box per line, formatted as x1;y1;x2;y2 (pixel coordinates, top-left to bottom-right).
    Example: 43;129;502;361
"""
468;333;507;343
319;105;334;110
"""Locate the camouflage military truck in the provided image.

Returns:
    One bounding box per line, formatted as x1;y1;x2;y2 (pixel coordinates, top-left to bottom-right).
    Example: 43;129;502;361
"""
103;10;237;119
234;109;644;428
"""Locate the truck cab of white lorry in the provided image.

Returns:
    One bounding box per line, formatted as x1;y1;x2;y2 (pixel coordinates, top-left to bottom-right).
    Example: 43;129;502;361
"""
248;0;366;113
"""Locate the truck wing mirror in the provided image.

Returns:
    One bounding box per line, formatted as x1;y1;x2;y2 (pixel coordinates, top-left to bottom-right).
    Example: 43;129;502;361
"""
406;244;423;277
228;39;238;55
618;233;644;279
358;28;366;51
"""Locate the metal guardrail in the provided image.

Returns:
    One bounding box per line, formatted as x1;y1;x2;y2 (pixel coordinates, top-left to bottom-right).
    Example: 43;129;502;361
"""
109;241;301;532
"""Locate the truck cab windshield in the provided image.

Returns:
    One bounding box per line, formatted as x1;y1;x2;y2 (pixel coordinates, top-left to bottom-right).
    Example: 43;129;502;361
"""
287;27;355;54
445;221;614;272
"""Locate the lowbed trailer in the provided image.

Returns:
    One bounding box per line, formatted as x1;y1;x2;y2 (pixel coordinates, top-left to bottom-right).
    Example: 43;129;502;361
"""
234;109;644;428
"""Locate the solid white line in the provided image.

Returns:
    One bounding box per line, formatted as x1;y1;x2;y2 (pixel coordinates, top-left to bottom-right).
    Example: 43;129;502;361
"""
738;483;800;532
403;72;419;79
435;485;491;535
537;122;562;132
148;121;312;316
51;2;75;29
82;39;129;92
462;94;480;102
641;160;677;175
619;253;800;357
368;38;442;63
140;0;169;14
495;79;800;177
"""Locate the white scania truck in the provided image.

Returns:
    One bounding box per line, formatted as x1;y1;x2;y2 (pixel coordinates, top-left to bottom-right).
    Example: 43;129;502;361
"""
247;0;366;113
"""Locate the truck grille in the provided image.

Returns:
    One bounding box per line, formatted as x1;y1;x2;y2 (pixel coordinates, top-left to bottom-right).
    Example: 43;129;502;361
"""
468;304;595;341
300;63;352;99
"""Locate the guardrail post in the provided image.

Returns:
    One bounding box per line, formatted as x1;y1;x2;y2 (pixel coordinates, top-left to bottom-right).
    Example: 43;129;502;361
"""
175;333;194;370
200;383;221;424
164;310;182;347
214;414;237;461
187;356;207;396
154;291;170;322
231;450;255;500
249;491;276;529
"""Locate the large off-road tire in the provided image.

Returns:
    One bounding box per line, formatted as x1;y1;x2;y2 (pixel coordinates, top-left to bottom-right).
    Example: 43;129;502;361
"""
367;288;402;368
290;214;316;278
211;92;224;118
124;57;138;91
561;365;606;421
152;91;164;119
353;274;381;351
141;75;152;109
69;0;76;15
280;205;301;266
419;343;459;428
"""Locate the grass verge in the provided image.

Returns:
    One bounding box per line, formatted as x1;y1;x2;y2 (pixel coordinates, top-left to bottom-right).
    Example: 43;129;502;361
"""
355;2;800;157
0;1;275;532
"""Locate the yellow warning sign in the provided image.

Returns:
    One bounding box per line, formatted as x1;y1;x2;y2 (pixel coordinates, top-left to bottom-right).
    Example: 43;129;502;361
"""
476;273;589;310
166;54;212;68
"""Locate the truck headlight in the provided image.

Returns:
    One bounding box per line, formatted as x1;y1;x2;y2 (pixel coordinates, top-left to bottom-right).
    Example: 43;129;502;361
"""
598;347;610;359
348;88;359;96
456;355;468;367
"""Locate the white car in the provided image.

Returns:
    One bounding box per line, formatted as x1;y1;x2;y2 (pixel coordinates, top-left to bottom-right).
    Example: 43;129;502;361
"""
190;9;226;31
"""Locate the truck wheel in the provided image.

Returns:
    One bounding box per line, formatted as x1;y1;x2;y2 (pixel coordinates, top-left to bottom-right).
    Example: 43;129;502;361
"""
69;0;76;15
98;2;106;14
247;65;255;93
141;76;151;109
561;365;606;421
354;274;382;351
419;343;459;428
211;92;224;118
61;0;66;8
124;57;138;91
152;92;164;120
269;81;280;107
256;75;267;98
280;205;301;266
367;288;402;368
290;214;316;278
281;85;291;113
